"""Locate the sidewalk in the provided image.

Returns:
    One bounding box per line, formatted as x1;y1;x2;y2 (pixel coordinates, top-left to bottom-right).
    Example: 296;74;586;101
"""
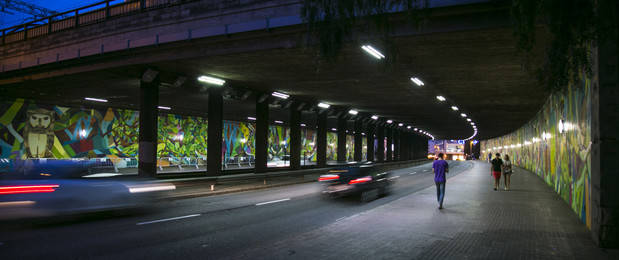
230;161;618;259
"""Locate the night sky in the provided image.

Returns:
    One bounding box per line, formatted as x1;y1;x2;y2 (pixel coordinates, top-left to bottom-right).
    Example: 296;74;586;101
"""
1;0;123;29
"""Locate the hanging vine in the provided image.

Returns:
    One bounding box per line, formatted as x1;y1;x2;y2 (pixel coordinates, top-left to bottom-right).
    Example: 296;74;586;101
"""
301;0;617;91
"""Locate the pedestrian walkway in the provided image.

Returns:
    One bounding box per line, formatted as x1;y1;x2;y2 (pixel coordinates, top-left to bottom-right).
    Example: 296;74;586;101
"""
229;161;618;259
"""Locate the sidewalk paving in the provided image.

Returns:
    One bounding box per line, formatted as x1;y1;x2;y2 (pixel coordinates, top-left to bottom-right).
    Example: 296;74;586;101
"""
230;161;619;259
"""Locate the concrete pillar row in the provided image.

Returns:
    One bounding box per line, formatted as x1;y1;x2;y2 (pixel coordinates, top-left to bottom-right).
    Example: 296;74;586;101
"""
377;125;385;162
353;120;363;162
337;116;347;163
207;87;224;175
254;95;269;173
386;127;393;161
289;102;302;170
393;129;400;161
316;111;327;167
138;69;159;178
366;123;375;162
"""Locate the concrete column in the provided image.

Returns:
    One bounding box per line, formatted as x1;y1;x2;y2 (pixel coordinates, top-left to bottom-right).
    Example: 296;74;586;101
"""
377;125;385;162
255;95;269;173
353;120;363;162
393;129;400;161
591;33;619;248
401;133;410;161
386;127;393;161
207;87;223;175
138;70;159;178
337;116;347;163
316;111;327;167
366;124;375;162
290;103;301;170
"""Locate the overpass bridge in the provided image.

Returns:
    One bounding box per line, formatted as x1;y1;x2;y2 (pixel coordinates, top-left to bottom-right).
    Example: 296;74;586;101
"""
0;0;617;250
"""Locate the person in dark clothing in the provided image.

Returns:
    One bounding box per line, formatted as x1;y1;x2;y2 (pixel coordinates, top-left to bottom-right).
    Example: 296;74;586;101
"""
432;153;449;209
491;153;503;190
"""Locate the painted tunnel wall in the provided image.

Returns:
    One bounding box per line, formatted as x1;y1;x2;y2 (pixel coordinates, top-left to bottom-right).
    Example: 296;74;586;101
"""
480;72;592;228
0;98;337;170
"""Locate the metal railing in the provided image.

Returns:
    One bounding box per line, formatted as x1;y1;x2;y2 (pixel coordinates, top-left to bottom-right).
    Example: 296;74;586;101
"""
0;0;258;45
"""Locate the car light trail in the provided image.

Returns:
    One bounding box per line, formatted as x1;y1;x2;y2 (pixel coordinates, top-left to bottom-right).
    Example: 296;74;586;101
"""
0;185;59;194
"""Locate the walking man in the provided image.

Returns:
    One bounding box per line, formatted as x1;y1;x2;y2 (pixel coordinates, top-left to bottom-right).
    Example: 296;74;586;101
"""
432;153;449;209
491;153;503;190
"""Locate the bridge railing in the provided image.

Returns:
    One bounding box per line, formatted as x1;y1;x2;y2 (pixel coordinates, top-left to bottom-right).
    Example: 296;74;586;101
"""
0;0;258;45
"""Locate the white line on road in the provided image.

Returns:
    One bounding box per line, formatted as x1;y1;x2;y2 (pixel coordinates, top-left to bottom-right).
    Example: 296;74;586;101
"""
255;198;291;206
409;172;417;175
389;176;400;180
137;214;201;225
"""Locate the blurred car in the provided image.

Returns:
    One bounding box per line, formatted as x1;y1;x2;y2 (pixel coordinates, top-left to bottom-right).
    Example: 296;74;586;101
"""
0;159;174;220
318;164;392;202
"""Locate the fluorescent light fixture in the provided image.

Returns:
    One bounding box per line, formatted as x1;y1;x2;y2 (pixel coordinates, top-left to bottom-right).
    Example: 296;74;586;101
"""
348;109;358;115
271;92;289;99
300;123;306;127
410;77;424;86
436;96;446;101
466;118;471;122
460;113;467;117
318;103;331;109
470;122;474;126
371;115;379;120
398;123;404;127
451;106;459;111
407;126;411;129
331;128;337;131
386;120;393;124
414;128;418;131
361;45;385;59
84;97;108;102
274;120;284;124
247;117;256;121
158;106;171;110
362;133;366;135
197;75;225;86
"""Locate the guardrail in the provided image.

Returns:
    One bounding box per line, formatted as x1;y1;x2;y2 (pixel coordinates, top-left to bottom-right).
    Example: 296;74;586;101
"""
0;0;265;45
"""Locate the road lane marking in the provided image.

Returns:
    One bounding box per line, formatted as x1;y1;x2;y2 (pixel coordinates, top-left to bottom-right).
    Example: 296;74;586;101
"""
388;176;400;180
255;198;291;206
409;172;417;175
137;214;201;225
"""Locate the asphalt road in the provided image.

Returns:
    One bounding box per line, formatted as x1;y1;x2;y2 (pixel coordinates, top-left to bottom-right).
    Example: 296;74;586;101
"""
0;161;473;259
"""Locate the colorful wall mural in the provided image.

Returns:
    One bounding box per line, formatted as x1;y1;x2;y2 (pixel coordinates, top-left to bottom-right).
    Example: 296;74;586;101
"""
346;135;354;161
326;132;337;161
362;137;367;161
481;72;592;228
222;120;254;163
301;128;316;163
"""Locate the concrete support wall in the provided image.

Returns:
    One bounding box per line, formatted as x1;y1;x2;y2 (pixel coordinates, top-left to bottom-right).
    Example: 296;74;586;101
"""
289;103;301;170
337;117;347;163
316;112;327;167
377;125;385;162
366;124;375;162
138;72;159;177
353;120;363;161
254;96;269;173
591;35;619;248
207;87;223;175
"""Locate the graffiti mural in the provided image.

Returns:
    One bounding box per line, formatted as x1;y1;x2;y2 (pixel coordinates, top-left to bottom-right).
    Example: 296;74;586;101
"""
346;135;354;161
301;128;316;162
222;120;254;162
326;132;337;161
362;137;367;161
481;71;592;228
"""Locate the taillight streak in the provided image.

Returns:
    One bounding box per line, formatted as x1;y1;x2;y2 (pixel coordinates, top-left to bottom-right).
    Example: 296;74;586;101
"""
319;175;340;181
0;185;60;195
349;177;372;184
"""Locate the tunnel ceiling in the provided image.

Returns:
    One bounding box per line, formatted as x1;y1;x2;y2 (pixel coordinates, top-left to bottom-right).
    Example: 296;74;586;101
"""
0;24;549;140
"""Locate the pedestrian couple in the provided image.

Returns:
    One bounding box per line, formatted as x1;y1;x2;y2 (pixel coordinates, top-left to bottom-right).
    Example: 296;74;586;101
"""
490;153;513;191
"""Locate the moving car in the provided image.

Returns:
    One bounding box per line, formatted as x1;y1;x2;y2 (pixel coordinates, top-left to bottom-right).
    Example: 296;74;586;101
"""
319;164;392;202
0;159;175;220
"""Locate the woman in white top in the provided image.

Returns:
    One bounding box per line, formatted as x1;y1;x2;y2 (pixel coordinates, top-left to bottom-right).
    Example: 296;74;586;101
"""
502;154;513;190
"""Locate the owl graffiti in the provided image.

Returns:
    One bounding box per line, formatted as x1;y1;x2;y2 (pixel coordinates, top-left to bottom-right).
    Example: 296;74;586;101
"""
23;108;56;158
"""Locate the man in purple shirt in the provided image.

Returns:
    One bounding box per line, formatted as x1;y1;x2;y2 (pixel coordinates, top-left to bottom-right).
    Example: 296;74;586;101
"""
432;153;449;209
